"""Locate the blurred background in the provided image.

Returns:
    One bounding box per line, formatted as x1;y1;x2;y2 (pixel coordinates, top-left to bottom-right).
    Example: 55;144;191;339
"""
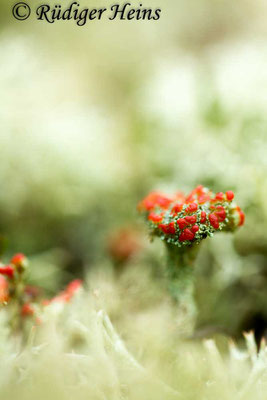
1;0;267;341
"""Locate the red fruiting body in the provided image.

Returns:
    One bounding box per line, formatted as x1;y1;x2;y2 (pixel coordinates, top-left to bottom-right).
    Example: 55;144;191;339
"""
215;192;224;201
215;206;226;222
21;303;35;317
168;222;176;235
226;191;234;201
191;225;199;233
148;212;163;223
0;265;15;279
195;185;204;193
159;222;176;235
171;203;183;215
209;214;219;229
198;194;210;204
216;211;226;222
236;206;245;226
239;211;245;226
143;200;154;210
177;218;188;230
186;203;198;213
10;253;26;267
185;215;197;225
179;229;195;242
200;211;206;223
158;224;166;233
157;196;172;209
185;193;195;203
139;186;244;246
138;192;173;211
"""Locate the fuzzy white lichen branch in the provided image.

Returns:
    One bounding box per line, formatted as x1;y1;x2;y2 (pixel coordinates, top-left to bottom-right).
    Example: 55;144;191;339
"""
98;310;180;399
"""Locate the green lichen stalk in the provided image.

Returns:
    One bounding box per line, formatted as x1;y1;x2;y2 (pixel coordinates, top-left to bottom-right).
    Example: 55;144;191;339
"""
138;185;245;333
165;243;198;334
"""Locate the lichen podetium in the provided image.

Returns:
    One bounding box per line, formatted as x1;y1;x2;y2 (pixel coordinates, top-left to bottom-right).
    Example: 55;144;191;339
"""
138;185;245;334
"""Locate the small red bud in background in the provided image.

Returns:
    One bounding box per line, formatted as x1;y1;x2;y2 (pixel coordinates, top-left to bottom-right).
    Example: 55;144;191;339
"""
50;279;83;304
10;253;28;271
21;303;35;317
108;228;142;264
66;279;82;296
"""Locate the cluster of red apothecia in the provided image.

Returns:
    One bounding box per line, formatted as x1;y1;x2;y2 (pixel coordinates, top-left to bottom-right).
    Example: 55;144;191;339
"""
138;185;245;246
0;253;82;321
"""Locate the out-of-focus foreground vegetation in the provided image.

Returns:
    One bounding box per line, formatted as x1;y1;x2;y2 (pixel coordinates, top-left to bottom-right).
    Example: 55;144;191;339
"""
1;0;267;354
